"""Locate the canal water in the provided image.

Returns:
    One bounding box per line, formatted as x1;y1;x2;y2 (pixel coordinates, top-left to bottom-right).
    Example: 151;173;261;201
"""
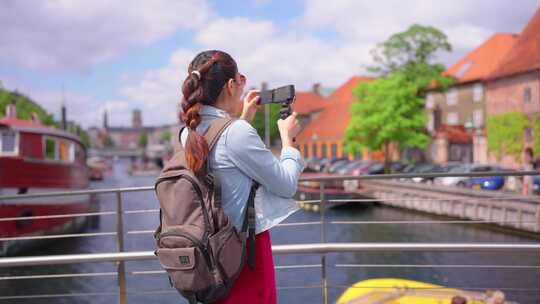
1;159;539;303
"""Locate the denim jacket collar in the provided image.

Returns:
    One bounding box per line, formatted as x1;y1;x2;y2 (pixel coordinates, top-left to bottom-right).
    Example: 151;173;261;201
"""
199;105;230;118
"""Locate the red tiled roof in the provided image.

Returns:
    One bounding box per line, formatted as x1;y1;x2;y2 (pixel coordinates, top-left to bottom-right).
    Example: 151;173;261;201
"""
444;33;518;83
489;7;540;79
297;76;374;142
293;91;327;115
0;117;46;129
434;125;472;144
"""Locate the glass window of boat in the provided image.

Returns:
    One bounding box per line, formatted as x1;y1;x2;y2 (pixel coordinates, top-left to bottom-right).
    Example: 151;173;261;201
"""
59;141;69;161
45;137;56;160
1;130;17;154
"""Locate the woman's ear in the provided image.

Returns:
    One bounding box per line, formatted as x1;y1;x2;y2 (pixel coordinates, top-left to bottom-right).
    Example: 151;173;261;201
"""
226;79;235;96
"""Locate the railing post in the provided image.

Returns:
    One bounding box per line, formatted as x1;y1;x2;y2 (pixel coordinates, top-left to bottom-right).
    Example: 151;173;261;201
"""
116;191;127;304
319;181;328;304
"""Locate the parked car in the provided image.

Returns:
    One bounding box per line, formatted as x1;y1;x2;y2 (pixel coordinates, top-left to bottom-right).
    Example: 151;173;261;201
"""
435;164;496;187
533;176;540;194
398;163;444;183
325;159;351;174
465;166;506;191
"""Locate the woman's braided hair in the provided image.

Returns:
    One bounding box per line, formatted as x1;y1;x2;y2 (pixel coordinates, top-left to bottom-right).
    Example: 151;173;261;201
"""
180;50;238;173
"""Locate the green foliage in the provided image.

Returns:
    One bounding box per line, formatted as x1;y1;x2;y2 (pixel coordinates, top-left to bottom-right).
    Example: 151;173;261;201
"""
103;134;115;148
160;130;172;143
138;132;148;148
0;88;91;148
369;24;452;75
344;72;430;156
345;24;453;166
251;104;281;144
0;89;56;126
486;112;529;161
532;113;540;155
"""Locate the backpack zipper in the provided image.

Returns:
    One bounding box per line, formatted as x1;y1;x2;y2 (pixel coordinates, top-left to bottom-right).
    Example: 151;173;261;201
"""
159;230;214;271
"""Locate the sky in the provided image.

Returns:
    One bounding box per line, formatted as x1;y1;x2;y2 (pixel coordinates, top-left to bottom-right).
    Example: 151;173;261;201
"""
0;0;537;128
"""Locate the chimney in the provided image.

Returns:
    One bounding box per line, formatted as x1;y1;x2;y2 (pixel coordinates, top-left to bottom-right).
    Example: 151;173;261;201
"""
31;112;41;123
6;103;16;118
312;83;321;95
261;82;268;91
61;104;67;130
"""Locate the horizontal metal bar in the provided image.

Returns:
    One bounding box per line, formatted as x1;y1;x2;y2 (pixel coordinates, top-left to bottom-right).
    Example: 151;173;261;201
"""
0;271;117;280
2;243;540;268
0;231;116;242
131;264;322;276
0;211;116;222
0;291;118;301
300;170;540;182
127;230;155;235
123;209;159;215
0;186;153;200
330;220;539;225
275;221;321;227
334;264;540;269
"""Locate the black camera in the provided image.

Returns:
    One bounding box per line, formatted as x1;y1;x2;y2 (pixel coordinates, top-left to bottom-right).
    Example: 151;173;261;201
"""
258;85;295;119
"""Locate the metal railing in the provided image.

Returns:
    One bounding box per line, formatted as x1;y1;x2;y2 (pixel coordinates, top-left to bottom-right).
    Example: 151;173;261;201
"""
0;170;539;304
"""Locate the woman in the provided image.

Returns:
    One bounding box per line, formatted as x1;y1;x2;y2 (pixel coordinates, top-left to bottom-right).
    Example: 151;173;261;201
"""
179;50;304;303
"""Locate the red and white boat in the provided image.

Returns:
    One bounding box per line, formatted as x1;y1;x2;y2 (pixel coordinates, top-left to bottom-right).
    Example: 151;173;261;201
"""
0;105;93;256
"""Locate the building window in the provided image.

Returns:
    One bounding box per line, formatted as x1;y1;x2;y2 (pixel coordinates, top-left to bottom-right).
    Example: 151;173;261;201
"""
524;87;531;103
44;137;57;160
446;88;458;106
303;144;309;158
426;93;434;109
321;143;327;159
473;110;483;128
447;112;459;125
473;83;483;102
312;143;318;159
354;149;362;160
0;130;18;155
427;113;435;132
331;143;337;158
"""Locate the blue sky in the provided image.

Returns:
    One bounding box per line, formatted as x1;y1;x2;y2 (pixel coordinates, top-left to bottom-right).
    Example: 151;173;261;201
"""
0;0;537;128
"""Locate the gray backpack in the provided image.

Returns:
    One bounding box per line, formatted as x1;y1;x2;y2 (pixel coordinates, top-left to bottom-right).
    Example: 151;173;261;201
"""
154;117;258;304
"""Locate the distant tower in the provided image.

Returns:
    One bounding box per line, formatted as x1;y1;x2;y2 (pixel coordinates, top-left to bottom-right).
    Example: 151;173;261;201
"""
61;86;67;130
132;109;142;129
103;109;109;129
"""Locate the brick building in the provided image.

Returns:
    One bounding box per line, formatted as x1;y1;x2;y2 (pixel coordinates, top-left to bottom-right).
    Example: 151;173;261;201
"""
485;7;540;169
426;33;517;164
296;76;376;160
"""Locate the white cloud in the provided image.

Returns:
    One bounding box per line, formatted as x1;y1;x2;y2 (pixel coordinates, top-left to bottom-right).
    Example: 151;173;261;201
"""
0;0;212;71
299;0;536;52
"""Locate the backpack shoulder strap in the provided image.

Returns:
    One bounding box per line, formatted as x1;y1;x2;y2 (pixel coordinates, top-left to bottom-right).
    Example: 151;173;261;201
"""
203;117;236;152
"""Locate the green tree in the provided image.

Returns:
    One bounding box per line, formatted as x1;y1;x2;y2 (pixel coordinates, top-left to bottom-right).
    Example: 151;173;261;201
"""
103;134;115;148
369;24;452;75
251;104;281;145
345;24;453;171
138;132;148;148
532;113;540;155
160;130;172;143
345;72;430;167
487;112;529;162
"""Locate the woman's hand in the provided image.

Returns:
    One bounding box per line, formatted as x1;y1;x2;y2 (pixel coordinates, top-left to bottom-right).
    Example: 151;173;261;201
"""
240;90;260;123
277;112;301;148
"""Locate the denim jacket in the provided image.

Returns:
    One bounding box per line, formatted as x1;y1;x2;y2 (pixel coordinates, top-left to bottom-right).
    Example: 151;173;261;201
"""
180;105;305;233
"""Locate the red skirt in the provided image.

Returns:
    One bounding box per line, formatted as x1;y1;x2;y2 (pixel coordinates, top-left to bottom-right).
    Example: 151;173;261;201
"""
213;230;277;304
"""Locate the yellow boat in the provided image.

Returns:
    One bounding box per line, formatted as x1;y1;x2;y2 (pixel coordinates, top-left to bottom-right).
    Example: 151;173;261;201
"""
336;278;506;304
